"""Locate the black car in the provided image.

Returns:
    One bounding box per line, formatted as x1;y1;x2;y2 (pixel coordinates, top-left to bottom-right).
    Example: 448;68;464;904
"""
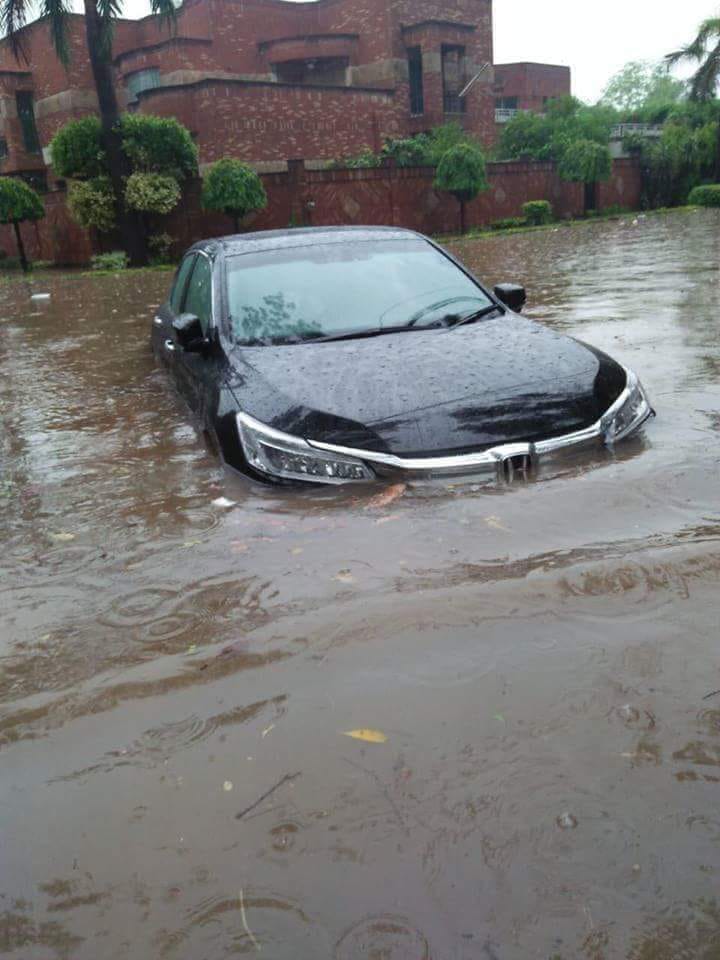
152;226;653;485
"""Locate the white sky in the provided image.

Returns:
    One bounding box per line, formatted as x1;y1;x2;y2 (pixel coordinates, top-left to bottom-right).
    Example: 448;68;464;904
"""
98;0;718;103
492;0;718;101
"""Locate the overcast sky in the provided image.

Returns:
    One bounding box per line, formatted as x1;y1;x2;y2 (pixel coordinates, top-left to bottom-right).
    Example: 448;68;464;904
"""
493;0;718;101
96;0;719;103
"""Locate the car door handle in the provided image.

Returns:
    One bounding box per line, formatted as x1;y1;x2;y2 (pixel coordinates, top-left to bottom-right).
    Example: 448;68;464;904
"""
164;339;176;353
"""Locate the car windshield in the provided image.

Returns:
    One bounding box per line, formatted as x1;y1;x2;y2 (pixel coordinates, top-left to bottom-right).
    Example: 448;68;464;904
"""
225;238;492;345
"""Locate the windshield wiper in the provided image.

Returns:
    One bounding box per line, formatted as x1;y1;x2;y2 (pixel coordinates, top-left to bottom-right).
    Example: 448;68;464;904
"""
447;303;505;329
302;323;441;344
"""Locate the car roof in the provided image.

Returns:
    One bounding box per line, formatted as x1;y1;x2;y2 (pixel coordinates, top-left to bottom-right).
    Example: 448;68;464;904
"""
187;226;428;258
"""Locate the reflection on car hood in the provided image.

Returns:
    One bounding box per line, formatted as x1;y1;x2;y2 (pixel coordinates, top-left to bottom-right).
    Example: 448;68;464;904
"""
225;315;624;456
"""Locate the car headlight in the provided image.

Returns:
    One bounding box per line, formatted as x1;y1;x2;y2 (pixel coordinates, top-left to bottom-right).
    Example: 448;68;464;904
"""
237;412;375;484
602;368;653;444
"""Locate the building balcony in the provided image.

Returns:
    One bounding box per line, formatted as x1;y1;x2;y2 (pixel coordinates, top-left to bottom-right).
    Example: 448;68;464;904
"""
495;107;519;123
610;123;663;140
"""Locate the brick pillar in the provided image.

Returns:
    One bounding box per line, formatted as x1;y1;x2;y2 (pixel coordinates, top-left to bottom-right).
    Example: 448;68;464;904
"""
381;156;397;226
287;158;307;227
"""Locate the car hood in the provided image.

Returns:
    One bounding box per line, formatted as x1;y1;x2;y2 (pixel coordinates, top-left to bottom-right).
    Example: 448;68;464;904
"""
224;314;626;456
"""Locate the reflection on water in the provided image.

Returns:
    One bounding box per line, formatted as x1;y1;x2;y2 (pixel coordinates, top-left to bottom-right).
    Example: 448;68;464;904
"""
1;210;720;959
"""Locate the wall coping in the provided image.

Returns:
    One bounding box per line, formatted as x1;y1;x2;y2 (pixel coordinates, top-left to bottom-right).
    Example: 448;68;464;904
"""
258;33;359;52
135;75;395;101
113;36;213;66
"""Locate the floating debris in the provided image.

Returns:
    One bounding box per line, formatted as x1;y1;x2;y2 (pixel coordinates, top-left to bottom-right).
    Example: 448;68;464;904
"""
556;812;578;830
343;729;387;744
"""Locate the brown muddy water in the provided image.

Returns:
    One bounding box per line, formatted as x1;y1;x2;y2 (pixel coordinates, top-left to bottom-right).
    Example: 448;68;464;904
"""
1;209;719;960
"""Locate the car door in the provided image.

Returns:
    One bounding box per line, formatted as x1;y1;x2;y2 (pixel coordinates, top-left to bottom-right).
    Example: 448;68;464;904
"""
153;253;196;369
172;251;218;422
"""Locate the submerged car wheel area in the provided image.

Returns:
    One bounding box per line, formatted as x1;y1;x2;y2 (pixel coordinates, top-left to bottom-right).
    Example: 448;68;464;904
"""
152;226;654;486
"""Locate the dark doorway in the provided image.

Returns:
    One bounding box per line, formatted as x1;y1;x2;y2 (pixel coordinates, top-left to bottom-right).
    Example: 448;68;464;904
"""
584;181;597;214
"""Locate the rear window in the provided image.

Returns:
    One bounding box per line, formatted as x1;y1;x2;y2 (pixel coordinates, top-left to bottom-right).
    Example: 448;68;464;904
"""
225;239;491;345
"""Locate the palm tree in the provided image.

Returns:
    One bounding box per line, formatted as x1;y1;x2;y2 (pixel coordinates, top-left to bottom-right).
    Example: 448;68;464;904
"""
667;17;720;100
666;16;720;178
2;0;176;264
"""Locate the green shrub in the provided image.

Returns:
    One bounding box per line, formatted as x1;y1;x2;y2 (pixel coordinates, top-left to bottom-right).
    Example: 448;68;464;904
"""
50;116;105;179
687;184;720;207
148;232;174;265
0;177;45;271
0;177;44;225
67;178;115;232
434;143;489;232
331;147;382;168
120;114;198;179
522;200;553;225
490;217;527;231
90;251;129;271
125;172;180;214
202;158;267;231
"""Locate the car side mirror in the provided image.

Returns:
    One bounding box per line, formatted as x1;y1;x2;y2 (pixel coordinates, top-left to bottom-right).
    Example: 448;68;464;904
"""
172;313;210;353
494;283;527;313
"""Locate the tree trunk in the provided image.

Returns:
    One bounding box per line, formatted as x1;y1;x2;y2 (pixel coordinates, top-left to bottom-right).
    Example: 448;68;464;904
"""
83;0;146;265
232;213;240;233
12;221;28;272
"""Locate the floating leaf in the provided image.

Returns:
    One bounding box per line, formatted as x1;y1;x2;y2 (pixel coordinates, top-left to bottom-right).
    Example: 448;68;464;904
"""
223;780;233;792
343;728;387;744
212;496;236;508
50;531;75;542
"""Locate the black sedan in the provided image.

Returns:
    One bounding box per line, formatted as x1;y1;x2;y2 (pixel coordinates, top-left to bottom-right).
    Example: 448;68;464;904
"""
152;226;653;485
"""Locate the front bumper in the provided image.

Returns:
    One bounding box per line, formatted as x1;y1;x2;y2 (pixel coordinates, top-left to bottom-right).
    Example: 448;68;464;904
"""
238;366;654;484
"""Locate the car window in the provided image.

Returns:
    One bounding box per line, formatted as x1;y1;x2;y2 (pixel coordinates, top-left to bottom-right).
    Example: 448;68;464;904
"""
225;238;492;345
184;255;213;335
169;255;196;314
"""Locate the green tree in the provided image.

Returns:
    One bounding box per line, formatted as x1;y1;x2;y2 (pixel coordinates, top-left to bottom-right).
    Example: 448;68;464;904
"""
557;139;612;184
2;0;177;265
600;60;686;113
434;143;488;233
50;115;197;246
666;16;720;178
497;96;616;163
201;159;268;232
0;178;44;272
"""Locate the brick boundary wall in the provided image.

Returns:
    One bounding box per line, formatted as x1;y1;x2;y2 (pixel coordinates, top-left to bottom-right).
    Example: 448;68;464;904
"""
1;158;640;266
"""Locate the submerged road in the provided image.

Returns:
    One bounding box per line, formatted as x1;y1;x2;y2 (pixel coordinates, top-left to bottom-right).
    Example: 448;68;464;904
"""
1;208;719;959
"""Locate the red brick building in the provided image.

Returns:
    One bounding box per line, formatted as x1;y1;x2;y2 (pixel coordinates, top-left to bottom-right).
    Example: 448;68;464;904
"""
493;61;571;125
0;0;569;183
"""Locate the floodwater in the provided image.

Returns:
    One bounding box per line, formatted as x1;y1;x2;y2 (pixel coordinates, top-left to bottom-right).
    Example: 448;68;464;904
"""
1;209;719;960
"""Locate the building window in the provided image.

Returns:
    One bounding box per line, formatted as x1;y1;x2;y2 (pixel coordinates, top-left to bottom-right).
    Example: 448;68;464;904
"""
126;68;161;103
18;170;48;193
16;92;40;153
0;137;8;162
407;46;424;115
495;97;518;110
442;45;466;114
274;58;349;86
